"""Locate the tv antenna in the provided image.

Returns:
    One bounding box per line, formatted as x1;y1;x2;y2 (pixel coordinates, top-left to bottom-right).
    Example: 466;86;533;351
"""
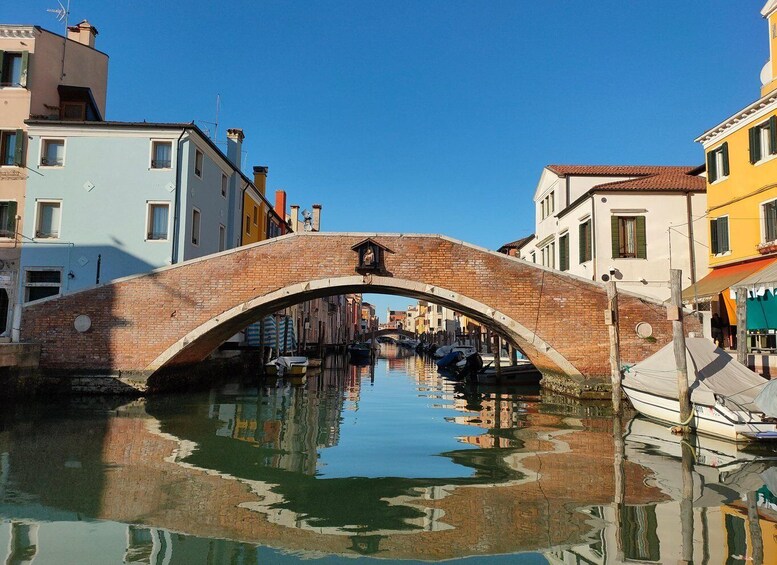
47;0;70;28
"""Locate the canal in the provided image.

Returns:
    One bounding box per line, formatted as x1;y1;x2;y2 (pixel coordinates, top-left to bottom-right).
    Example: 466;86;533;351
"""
1;344;777;564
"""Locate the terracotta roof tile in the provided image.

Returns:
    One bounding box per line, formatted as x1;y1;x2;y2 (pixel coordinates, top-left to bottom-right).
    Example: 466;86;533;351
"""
546;164;698;177
593;172;706;192
498;235;534;252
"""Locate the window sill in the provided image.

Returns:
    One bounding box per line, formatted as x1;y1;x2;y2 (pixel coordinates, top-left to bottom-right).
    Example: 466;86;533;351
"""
709;176;729;185
145;238;169;243
39;165;64;169
713;251;732;257
754;154;777;167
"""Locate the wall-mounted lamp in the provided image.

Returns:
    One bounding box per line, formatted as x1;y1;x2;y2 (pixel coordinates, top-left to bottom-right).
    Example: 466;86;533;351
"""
67;271;75;279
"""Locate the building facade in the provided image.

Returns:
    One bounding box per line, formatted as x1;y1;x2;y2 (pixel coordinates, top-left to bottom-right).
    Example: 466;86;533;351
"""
0;21;108;336
520;165;708;302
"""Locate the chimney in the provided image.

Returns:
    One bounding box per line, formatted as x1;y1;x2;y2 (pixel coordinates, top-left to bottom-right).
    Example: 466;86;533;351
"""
312;204;322;232
274;190;287;233
67;20;98;48
290;205;300;233
226;129;244;170
253;166;268;197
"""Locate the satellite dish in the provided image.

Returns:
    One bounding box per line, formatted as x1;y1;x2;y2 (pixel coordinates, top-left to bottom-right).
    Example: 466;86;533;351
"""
302;209;312;220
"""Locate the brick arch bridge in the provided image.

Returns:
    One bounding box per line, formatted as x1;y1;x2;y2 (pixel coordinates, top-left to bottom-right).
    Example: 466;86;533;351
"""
20;233;693;395
372;328;416;339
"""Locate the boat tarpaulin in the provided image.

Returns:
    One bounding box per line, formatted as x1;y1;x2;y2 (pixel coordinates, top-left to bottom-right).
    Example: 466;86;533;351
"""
245;316;297;350
622;338;770;413
755;379;777;419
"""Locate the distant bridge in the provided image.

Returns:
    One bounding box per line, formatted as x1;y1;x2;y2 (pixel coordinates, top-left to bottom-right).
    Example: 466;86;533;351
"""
20;233;692;395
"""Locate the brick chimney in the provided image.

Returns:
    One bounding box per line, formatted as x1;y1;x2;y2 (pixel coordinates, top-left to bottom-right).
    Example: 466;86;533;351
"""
290;205;299;233
312;204;322;232
274;190;287;233
253;166;268;197
226;129;244;170
67;20;98;48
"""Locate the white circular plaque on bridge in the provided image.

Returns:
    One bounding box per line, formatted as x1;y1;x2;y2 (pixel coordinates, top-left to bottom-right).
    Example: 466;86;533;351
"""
74;314;92;333
635;322;653;339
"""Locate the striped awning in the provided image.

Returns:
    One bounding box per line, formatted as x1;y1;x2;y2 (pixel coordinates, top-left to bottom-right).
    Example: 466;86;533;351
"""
245;315;297;350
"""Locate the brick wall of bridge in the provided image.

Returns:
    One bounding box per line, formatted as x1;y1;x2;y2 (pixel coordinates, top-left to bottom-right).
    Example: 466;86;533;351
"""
20;233;697;387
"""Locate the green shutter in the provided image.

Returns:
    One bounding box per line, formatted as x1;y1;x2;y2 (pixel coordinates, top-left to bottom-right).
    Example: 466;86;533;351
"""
771;116;777;155
19;51;28;87
750;126;760;164
636;216;647;259
710;219;719;254
719;216;729;252
722;142;730;176
707;150;717;182
611;216;620;258
0;50;4;82
3;201;17;236
559;235;568;271
13;129;23;166
578;223;585;264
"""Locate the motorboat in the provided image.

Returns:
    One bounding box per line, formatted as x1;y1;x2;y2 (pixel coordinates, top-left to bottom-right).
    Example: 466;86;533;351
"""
622;338;777;442
347;342;373;363
475;359;541;385
265;356;309;377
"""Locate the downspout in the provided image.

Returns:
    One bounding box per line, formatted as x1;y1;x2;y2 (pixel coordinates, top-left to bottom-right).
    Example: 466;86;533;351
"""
590;193;597;281
686;192;697;286
239;180;249;246
171;129;186;264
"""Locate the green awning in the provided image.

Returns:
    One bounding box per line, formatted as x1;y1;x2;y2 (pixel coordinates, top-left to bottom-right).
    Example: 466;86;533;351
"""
747;293;777;331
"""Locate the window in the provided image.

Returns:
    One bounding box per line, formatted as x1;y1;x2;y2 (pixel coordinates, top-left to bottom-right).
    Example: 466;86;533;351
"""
531;251;536;263
151;141;172;169
253;205;258;225
146;202;170;240
541;241;555;268
245;214;251;235
35;200;61;238
765;200;777;243
710;216;730;255
0;52;27;87
61;101;86;121
191;208;200;245
750;116;777;164
24;269;61;302
219;224;226;251
267;219;281;239
40;139;64;167
706;142;729;182
0;130;22;166
559;233;569;271
540;192;555;220
0;201;17;238
194;149;203;177
579;219;592;263
611;216;646;259
221;173;227;197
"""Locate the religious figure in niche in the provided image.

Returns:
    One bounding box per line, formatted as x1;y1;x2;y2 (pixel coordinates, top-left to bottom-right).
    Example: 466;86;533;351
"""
362;246;375;267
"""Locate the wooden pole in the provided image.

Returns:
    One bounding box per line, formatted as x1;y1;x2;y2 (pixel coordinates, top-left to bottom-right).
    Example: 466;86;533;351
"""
612;414;625;563
747;490;764;565
606;280;622;415
737;287;748;365
670;269;693;430
679;439;695;565
494;334;502;378
259;318;265;373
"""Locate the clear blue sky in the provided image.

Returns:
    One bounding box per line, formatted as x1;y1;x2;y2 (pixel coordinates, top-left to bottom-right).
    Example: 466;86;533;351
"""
4;1;769;319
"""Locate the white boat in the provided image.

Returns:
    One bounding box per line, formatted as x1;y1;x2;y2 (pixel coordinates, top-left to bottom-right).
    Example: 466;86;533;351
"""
265;356;309;377
622;338;777;442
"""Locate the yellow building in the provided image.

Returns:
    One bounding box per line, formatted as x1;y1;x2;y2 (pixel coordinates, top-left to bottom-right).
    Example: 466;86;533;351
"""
686;1;777;342
241;166;287;245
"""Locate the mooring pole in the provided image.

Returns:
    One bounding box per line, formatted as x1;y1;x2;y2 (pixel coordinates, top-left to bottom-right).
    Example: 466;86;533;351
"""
606;280;622;415
679;439;695;565
737;287;748;365
670;269;692;431
494;334;502;378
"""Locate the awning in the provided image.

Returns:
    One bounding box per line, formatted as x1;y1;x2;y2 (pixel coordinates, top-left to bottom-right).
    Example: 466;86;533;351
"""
682;257;777;302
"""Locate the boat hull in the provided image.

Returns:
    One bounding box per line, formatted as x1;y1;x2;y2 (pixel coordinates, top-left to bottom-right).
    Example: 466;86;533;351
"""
623;384;777;442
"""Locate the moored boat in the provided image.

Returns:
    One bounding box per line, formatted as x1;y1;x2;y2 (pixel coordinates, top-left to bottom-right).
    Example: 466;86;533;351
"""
622;338;777;442
475;360;541;385
266;356;309;377
347;343;373;364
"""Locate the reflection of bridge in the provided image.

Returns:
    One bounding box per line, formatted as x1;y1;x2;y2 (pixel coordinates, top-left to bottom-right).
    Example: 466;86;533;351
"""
20;233;694;393
372;328;416;340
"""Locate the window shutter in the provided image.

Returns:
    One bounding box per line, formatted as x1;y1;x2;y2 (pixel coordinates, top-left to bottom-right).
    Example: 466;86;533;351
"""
0;51;4;80
710;219;719;254
611;216;619;258
578;223;585;264
771;116;777;155
722;142;730;176
750;126;760;164
13;129;23;166
559;235;568;271
3;201;17;236
767;202;776;241
19;51;28;88
719;217;729;253
636;216;647;259
707;150;717;182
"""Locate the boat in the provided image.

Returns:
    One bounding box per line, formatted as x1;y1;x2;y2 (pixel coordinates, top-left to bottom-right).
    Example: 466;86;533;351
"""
265;356;309;377
475;360;542;385
347;343;373;363
436;350;464;370
622;338;777;442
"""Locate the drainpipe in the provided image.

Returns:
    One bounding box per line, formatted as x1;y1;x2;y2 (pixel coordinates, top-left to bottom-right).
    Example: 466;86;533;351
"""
238;180;249;247
171;128;186;264
686;192;697;286
591;194;597;281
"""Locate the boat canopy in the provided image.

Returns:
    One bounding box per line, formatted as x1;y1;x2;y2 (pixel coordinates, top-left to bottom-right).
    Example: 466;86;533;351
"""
623;338;771;414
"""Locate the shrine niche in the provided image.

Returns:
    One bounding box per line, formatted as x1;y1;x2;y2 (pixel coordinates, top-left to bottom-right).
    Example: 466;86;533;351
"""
351;238;393;276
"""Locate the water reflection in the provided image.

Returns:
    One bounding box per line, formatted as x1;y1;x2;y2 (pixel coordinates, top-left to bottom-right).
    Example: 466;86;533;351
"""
1;345;777;562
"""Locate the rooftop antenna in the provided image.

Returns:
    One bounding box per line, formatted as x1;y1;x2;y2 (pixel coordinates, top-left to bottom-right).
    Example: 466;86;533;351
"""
48;0;71;79
197;95;221;140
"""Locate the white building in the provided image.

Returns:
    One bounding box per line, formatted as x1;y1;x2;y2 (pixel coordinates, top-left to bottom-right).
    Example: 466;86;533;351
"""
519;165;708;301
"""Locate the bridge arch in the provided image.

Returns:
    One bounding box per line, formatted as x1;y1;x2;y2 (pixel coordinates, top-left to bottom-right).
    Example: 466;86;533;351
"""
20;233;691;393
371;328;417;340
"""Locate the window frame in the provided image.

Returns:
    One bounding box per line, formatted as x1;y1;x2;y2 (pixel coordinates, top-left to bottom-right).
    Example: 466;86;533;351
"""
611;215;647;260
707;142;729;183
710;215;731;255
0;130;22;167
0;200;18;239
559;232;569;271
750;116;777;165
221;173;227;197
23;267;63;303
150;140;173;170
194;148;203;178
219;224;226;251
0;51;27;88
579;219;592;264
34;199;62;239
39;138;66;168
145;201;171;242
191;207;201;246
762;198;777;243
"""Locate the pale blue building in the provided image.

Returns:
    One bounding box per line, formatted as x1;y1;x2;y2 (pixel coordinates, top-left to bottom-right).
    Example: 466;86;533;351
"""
19;121;250;302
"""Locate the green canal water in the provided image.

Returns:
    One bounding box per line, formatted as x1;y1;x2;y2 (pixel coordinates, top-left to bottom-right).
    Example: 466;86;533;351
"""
2;344;777;564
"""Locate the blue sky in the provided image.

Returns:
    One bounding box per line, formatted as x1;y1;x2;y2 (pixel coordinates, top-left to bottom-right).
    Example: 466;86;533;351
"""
4;1;769;319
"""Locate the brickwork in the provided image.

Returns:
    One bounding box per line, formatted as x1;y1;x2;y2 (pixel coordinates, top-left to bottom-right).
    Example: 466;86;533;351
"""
20;233;697;389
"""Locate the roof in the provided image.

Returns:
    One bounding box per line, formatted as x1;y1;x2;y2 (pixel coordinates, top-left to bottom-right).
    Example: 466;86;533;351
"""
593;170;706;192
546;164;697;177
498;235;534;252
